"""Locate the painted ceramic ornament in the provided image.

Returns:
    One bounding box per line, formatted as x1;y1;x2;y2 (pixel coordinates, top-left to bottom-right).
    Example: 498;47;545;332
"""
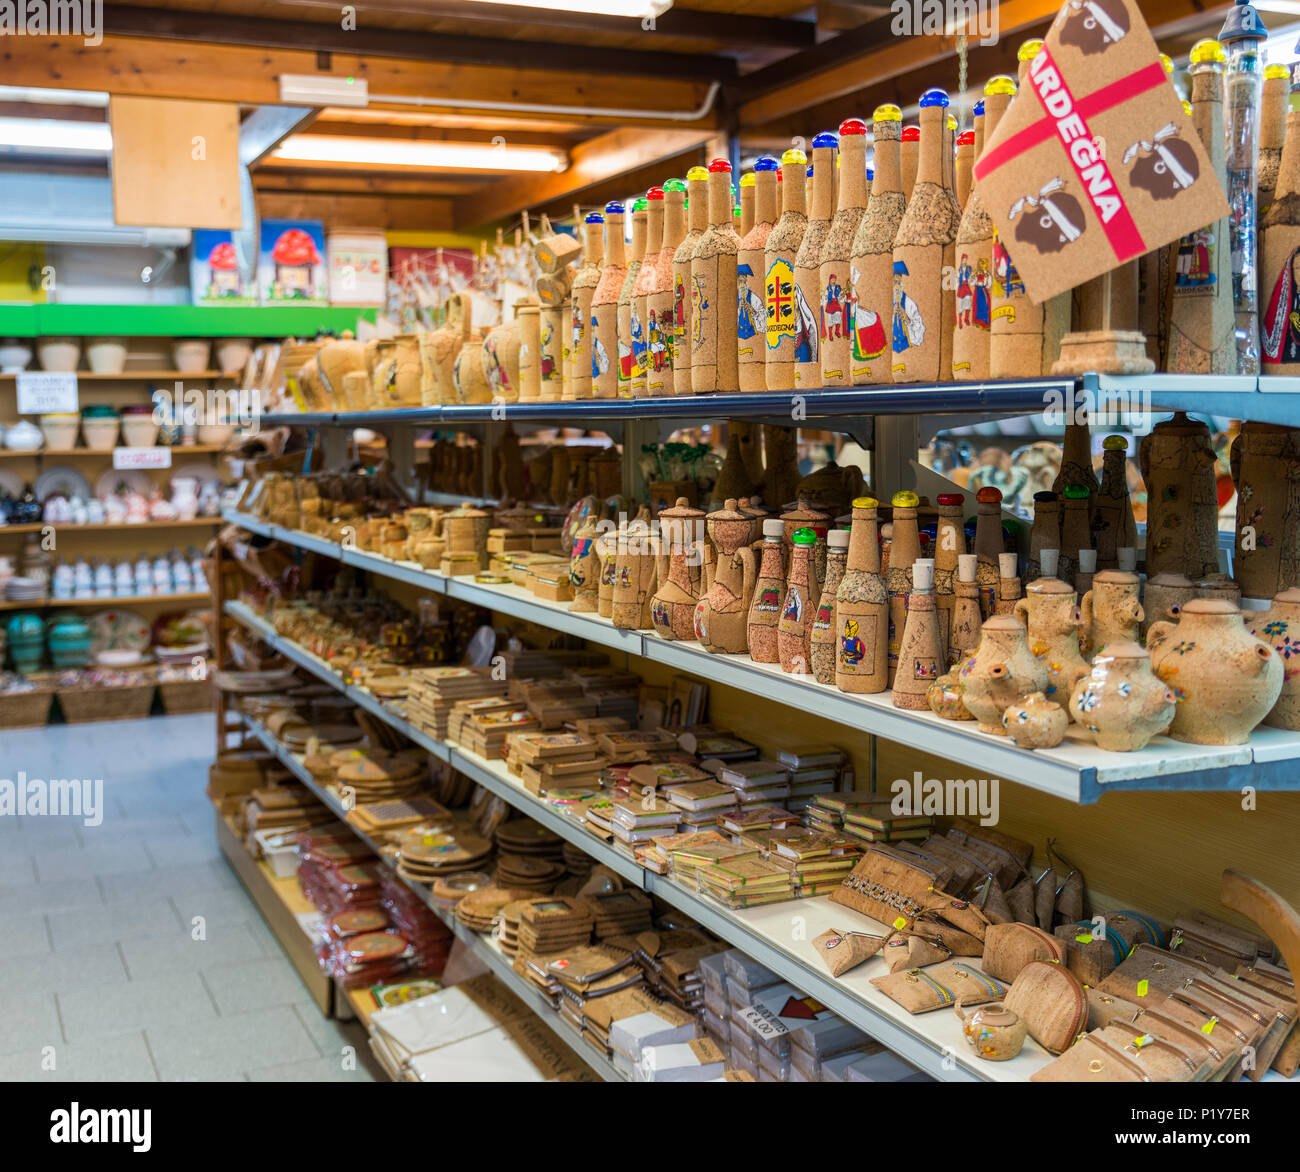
778;527;821;675
591;201;626;400
764;148;809;391
1001;691;1068;749
1069;642;1175;752
928;664;975;720
673;167;709;395
848;106;903;386
959;614;1049;736
645;180;685;398
691;159;742;395
1249;587;1300;729
1231;422;1300;599
821;118;870;388
1081;569;1144;660
835;496;888;693
747;518;787;663
811;527;849;685
791;133;836;390
738;158;779;392
893;557;944;710
1139;412;1219;580
617;198;649;399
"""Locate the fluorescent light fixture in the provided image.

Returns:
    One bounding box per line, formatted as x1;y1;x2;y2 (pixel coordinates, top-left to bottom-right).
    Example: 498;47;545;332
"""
278;74;369;108
454;0;671;15
0;85;109;107
272;134;568;172
0;117;111;156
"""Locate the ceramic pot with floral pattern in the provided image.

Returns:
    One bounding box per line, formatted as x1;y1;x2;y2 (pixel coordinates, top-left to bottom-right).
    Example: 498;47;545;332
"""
1248;587;1300;729
1069;642;1175;752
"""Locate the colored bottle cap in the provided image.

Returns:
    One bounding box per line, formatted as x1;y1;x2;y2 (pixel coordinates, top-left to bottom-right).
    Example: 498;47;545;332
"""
1033;490;1058;502
1018;38;1043;61
584;212;604;224
957;130;975;146
873;103;903;123
812;130;839;149
866;168;874;182
920;87;950;108
976;486;1003;503
792;527;818;546
853;496;878;509
605;200;625;214
1160;52;1175;74
1103;434;1128;450
937;492;964;506
734;206;742;217
807;164;814;177
739;171;756;188
974;99;986;116
1063;483;1091;500
891;490;920;508
755;155;779;172
708;157;732;173
1190;38;1227;65
1219;0;1267;45
686;165;709;181
781;147;807;166
985;75;1017;97
839;117;868;136
633;197;648;211
646;186;665;200
1266;62;1291;79
1182;99;1194;116
902;126;921;142
663;178;686;193
947;113;958;131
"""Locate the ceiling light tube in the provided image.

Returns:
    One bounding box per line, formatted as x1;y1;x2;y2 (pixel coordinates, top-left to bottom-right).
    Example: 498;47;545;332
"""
272;134;568;172
0;117;112;155
454;0;671;17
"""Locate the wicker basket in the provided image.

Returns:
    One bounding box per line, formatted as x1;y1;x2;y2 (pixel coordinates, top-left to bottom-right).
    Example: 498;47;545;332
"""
158;677;214;715
0;687;55;729
57;682;156;724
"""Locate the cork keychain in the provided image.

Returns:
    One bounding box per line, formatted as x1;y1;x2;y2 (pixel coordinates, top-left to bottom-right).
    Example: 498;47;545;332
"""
646;179;684;398
1261;69;1300;373
900;125;919;203
892;88;957;384
672;166;709;396
569;211;604;401
849;106;903;385
764;147;808;391
794;131;837;390
631;187;665;399
820;118;869;388
591;201;625;399
691;158;742;394
738;157;779;392
617;198;648;398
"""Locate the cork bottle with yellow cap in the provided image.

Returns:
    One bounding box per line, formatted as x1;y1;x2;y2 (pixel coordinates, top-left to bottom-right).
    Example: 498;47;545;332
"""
821;118;870;388
953;76;1014;382
1168;40;1236;374
835;497;889;694
672;167;709;395
738;158;779;392
591;201;625;399
617;198;648;398
892;88;958;383
884;490;924;684
1261;57;1300;374
645;180;684;397
691;159;742;394
793;132;837;390
630;188;665;398
568;210;604;401
764;148;809;390
849;106;904;385
739;172;755;239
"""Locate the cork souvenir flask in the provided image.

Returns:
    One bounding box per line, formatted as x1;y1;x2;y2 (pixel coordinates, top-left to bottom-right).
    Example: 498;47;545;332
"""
1081;569;1144;660
591;202;626;399
1093;435;1138;569
778;527;821;676
1140;412;1219;579
764;148;809;391
747;518;787;664
646;180;685;398
955;127;975;213
1231;422;1300;599
738;158;779;391
900;125;919;203
650;497;704;640
617;198;648;398
673;167;709;395
994;551;1022;617
849;106;904;385
1014;549;1088;705
953;77;1015;382
892;88;958;383
1260;63;1290;226
694;498;757;655
691;160;742;395
1167;41;1236;374
836;496;889;693
894;558;944;710
793;133;837;390
811;527;849;685
820;119;870;388
973;485;1004;618
934;492;966;654
569;211;604;401
1262;93;1300;372
630;188;666;399
950;552;984;669
884;490;923;685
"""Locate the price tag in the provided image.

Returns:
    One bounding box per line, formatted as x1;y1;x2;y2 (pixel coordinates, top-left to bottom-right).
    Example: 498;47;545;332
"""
113;446;173;470
16;371;78;415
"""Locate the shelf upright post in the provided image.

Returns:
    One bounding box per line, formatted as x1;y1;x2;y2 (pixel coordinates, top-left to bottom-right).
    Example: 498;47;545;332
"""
872;415;920;496
621;417;655;503
321;428;349;470
387;423;418;496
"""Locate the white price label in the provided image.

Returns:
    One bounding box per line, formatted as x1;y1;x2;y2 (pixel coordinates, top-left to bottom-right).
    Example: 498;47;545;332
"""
113;446;172;470
736;1004;789;1038
16;372;78;415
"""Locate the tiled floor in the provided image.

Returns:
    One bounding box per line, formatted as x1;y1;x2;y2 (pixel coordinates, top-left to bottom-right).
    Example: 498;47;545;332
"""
0;714;382;1082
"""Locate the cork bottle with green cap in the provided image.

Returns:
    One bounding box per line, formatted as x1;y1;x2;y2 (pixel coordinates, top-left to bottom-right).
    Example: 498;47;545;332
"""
934;491;966;658
835;496;888;694
1058;483;1092;587
973;485;1004;619
617;198;648;398
1093;435;1137;569
672;166;709;395
894;558;943;710
645;181;684;397
747;517;787;663
778;526;821;675
1169;40;1236;374
820;118;870;388
691;159;742;394
738;157;779;391
630;188;665;399
764;148;808;390
892;88;958;383
849;105;904;385
568;210;604;401
810;527;849;685
953;76;1014;382
793;131;837;390
591;201;625;399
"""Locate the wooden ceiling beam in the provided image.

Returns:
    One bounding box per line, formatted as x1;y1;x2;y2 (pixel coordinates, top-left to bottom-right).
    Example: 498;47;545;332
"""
253;170;485;196
302;121;583;148
255;189;454;230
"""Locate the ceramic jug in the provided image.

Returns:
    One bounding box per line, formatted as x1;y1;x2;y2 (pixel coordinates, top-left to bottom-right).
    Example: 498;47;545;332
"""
1147;600;1283;745
1248;587;1300;729
1069;642;1176;752
955;999;1027;1062
1142;572;1198;638
1081;569;1144;660
747;518;787;664
959;614;1049;735
694;499;757;654
650;497;705;640
1014;568;1088;704
1001;691;1068;749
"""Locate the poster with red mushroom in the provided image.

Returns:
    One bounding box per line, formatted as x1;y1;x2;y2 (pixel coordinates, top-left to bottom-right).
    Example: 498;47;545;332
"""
257;218;328;304
190;229;253;304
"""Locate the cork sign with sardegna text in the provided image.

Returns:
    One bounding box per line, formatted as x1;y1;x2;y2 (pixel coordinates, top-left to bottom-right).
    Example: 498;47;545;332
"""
973;0;1229;305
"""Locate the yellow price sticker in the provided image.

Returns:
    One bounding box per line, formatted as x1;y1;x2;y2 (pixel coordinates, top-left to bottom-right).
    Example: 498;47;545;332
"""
1075;933;1093;943
1136;979;1149;997
893;917;908;931
1133;1034;1153;1048
1203;1018;1217;1035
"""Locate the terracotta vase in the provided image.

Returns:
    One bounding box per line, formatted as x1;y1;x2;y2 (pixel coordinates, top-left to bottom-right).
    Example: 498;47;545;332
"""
695;499;758;654
1142;572;1198;638
836;497;889;693
1070;642;1175;752
1139;413;1219;580
481;318;521;403
617;199;648;399
764;148;809;391
1248;587;1300;729
692;160;742;394
1093;434;1138;569
591;202;626;400
949;552;984;669
956;1000;1027;1062
794;134;837;390
820;119;869;388
650;497;705;640
1081;569;1144;660
1001;691;1068;749
1231;422;1300;599
747;518;786;664
959;614;1049;735
811;528;849;685
1014;574;1088;706
778;527;821;675
738;158;779;392
1146;600;1283;745
673;167;709;395
894;557;944;709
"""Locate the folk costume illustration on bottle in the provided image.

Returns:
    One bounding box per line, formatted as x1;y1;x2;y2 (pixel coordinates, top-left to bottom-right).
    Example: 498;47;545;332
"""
691;159;742;394
591;201;626;399
630;187;665;398
738;157;779;392
820;118;870;388
569;211;604;401
849;105;903;385
1261;60;1300;374
617;197;647;397
764;148;809;391
892;88;957;383
672;166;709;396
793;131;837;389
646;180;685;397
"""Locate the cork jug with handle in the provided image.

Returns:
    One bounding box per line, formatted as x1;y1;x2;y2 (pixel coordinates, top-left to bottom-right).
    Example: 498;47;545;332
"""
959;614;1049;735
694;499;757;654
1248;587;1300;730
1081;569;1144;660
1069;642;1175;752
1014;550;1088;705
650;497;705;641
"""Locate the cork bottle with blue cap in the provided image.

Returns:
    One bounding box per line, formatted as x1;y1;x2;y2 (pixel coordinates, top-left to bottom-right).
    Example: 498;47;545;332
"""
691;159;742;393
591;200;626;399
763;147;808;391
646;179;685;397
738;157;779;392
793;131;837;389
820;118;870;388
617;198;648;398
630;188;665;399
673;166;709;395
892;88;959;383
568;210;604;401
849;105;904;385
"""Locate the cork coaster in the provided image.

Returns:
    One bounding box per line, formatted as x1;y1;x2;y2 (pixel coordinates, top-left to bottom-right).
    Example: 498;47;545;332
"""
343;931;410;962
329;908;390;937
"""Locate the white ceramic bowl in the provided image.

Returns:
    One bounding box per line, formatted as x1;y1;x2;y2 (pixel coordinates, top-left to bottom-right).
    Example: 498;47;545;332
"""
87;338;128;375
215;337;253;375
121;416;160;448
3;420;42;451
97;648;144;667
172;340;212;375
0;342;32;372
38;336;81;372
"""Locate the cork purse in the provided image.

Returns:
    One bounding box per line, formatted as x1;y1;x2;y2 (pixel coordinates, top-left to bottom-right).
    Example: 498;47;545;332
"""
829;845;955;934
1004;960;1087;1055
812;927;888;978
1030;1028;1198;1084
982;921;1068;984
870;961;1007;1014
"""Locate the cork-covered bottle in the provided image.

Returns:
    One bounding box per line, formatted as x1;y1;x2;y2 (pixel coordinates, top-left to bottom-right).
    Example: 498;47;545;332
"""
738;157;779;391
672;167;708;396
692;159;742;394
820;118;870;388
1260;63;1290;228
764;148;809;391
631;188;665;399
835;496;889;694
892;88;958;383
1231;422;1300;599
539;303;563;402
934;491;965;655
949;552;983;668
1058;483;1092;586
1093;435;1138;569
973;485;1004;618
811;527;848;685
884;490;921;685
1028;493;1061;583
1140;412;1220;579
617;198;648;398
1053;412;1100;495
894;558;944;710
993;551;1021;616
747;518;786;664
779;527;821;675
569;211;603;402
793;132;837;390
955;128;974;213
591;201;626;399
645;181;683;398
900;125;919;203
849;105;904;386
1262;97;1300;373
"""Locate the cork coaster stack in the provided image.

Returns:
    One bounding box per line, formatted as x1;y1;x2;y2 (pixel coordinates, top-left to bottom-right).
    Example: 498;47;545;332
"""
568;211;604;401
583;889;654;938
691;159;742;394
395;825;493;884
517;896;595;957
591;201;626;399
496;820;566;862
336;752;427;804
454;885;537;933
496;853;567;892
763;148;808;391
350;795;453;836
793;132;837;390
403;667;502;740
737;157;778;392
673;167;709;395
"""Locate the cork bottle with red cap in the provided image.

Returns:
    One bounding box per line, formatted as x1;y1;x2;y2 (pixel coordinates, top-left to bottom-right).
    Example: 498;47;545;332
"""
569;210;604;401
973;485;1004;619
630;187;664;398
1260;62;1290;225
934;491;966;659
793;131;837;390
900;125;920;203
849;106;904;386
763;148;808;390
738;157;779;391
691;158;742;394
591;201;625;399
835;496;889;694
646;180;684;397
672;166;709;395
884;490;923;685
820;118;870;388
892;88;958;384
617;198;648;398
955;126;975;213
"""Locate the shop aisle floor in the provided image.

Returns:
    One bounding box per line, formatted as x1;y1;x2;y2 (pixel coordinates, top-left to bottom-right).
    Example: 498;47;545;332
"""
0;714;383;1082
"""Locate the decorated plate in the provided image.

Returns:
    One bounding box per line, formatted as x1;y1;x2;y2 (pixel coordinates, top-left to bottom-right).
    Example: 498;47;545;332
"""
34;466;92;504
0;468;27;500
88;609;150;654
94;468;152;500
